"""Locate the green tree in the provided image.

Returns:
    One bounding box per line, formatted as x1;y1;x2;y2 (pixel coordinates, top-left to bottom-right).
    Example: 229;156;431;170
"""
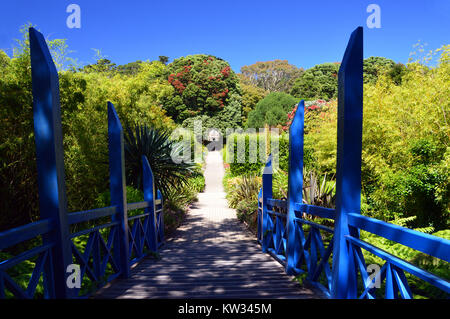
216;93;242;129
247;92;297;128
290;63;340;100
240;60;303;93
159;56;169;64
363;57;407;85
162;54;241;123
115;60;143;76
80;58;116;75
239;82;268;124
387;62;407;85
363;56;395;84
181;93;242;138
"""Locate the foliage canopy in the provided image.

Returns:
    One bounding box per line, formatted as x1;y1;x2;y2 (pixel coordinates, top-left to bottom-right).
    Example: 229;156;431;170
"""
247;92;298;128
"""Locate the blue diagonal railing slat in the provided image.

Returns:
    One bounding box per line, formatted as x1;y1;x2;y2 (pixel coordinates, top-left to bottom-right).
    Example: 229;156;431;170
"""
0;243;54;271
346;235;450;294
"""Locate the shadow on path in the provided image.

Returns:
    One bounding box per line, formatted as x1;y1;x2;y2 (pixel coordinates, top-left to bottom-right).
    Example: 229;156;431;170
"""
95;151;320;299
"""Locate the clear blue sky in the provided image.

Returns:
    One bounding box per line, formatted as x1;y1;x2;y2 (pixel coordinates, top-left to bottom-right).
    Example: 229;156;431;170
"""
0;0;449;72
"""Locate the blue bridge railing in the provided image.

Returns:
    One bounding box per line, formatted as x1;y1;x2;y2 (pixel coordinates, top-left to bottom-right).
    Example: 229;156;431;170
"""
257;26;450;299
0;28;164;299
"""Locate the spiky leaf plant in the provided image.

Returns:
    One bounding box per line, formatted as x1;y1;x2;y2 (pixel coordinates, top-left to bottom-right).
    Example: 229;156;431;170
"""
227;175;261;209
124;124;195;197
302;169;336;208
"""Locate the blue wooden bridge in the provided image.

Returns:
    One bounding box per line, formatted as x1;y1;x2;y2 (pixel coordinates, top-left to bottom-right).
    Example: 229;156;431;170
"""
0;27;449;299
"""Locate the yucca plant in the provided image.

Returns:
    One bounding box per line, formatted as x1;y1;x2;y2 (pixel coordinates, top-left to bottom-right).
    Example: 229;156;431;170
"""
124;124;195;197
302;169;336;208
272;169;288;199
227;175;261;209
163;184;197;212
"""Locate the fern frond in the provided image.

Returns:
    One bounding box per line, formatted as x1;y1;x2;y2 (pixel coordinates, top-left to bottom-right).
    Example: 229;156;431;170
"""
413;226;435;234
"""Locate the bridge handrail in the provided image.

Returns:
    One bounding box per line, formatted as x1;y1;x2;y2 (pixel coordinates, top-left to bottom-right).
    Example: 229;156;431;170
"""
0;219;53;250
127;202;150;211
348;213;450;263
294;203;335;220
68;206;117;225
267;198;287;210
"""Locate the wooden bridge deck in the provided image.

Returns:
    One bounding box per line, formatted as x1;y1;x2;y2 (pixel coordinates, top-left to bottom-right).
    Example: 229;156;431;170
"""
95;152;320;299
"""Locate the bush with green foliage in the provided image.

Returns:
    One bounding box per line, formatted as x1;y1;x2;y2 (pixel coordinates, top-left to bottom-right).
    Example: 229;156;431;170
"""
363;56;407;85
247;92;298;128
363;56;395;84
238;81;268;124
224;175;261;229
225;132;289;176
290;58;407;102
181;92;243;135
188;171;206;193
162;170;205;236
290;63;340;100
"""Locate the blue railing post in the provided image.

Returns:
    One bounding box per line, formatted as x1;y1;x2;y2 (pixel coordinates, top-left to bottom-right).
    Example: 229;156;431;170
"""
261;156;273;253
286;100;305;275
156;189;164;243
142;155;158;252
29;28;74;299
257;188;263;243
331;26;364;299
108;102;130;278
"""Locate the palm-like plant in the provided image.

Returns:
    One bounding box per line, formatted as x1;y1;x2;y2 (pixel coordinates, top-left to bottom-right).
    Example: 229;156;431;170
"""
302;170;336;208
227;175;261;209
301;170;336;225
124;124;195;197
